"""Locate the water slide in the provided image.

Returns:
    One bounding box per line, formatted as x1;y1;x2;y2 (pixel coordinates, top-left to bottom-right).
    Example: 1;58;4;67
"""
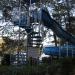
42;8;75;56
42;8;75;45
13;6;75;56
43;46;75;56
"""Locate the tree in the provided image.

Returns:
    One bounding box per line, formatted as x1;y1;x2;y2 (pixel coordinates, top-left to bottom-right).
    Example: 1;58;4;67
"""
0;37;26;54
50;0;75;45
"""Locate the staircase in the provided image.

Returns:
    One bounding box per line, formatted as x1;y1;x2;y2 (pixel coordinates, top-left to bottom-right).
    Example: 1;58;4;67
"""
25;23;42;47
26;23;42;58
27;31;42;47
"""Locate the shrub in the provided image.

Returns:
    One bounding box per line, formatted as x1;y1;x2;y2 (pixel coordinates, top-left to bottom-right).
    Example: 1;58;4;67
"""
28;57;38;65
60;57;73;75
1;54;10;65
42;57;51;64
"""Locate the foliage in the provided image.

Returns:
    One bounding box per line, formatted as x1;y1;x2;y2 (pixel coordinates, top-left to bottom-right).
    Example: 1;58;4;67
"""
1;37;26;53
60;57;75;75
0;63;60;75
42;57;51;64
0;57;75;75
51;0;75;45
1;54;10;65
27;57;38;65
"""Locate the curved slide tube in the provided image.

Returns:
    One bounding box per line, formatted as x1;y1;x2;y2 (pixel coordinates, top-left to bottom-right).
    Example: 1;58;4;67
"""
13;7;75;56
13;7;75;45
42;8;75;56
42;8;75;45
43;46;75;56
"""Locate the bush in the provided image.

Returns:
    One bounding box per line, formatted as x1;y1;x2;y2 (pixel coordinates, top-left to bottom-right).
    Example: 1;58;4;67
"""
28;57;38;65
42;57;51;64
60;57;73;75
1;54;10;65
0;57;75;75
0;65;47;75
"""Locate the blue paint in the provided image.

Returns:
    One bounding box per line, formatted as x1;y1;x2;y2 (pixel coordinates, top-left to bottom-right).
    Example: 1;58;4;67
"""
43;45;75;56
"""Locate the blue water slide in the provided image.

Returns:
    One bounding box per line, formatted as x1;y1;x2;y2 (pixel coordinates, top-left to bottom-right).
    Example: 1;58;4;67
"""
41;8;75;45
42;8;75;56
13;7;75;44
43;46;75;56
43;47;59;56
12;7;75;56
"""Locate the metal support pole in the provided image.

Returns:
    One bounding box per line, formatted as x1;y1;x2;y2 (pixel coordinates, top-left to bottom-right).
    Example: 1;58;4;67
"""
66;42;68;57
59;38;61;58
17;0;21;64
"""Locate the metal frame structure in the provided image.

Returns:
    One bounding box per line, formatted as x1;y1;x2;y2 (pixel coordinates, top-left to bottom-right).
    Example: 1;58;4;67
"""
0;0;45;64
0;0;75;65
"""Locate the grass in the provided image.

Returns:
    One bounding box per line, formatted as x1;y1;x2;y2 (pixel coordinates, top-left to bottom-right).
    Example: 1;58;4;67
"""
0;64;47;75
0;57;75;75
